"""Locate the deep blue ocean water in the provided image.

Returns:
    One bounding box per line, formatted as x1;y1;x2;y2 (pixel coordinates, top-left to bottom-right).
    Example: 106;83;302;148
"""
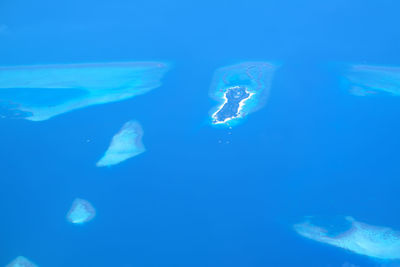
1;0;400;266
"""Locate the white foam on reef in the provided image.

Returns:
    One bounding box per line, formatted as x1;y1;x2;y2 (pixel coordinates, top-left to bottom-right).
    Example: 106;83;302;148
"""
294;216;400;260
6;256;38;267
208;62;278;126
96;120;145;167
66;198;96;224
343;64;400;96
0;62;169;121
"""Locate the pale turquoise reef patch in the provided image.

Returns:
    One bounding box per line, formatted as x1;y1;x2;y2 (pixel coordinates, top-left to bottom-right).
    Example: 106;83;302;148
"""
0;62;169;121
343;64;400;96
66;198;96;224
6;256;38;267
96;120;145;167
294;216;400;260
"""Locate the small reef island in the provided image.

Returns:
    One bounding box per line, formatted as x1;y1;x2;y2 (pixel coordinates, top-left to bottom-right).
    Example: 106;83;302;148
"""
212;86;253;124
209;62;278;126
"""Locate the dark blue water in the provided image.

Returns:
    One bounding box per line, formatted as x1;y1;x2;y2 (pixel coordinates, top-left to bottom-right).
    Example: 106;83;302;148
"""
1;0;400;266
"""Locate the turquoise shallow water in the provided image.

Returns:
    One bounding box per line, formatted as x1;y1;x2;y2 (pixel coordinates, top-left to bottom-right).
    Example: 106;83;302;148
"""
1;0;400;266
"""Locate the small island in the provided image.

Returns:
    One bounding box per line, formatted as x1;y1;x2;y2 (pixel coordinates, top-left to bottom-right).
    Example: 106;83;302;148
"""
212;86;253;124
208;62;277;127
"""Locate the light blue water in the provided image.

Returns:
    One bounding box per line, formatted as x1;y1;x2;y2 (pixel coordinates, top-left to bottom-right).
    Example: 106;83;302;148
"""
1;0;400;266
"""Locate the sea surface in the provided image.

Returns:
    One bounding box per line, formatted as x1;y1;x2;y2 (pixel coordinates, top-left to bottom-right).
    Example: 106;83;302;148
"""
1;0;400;266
